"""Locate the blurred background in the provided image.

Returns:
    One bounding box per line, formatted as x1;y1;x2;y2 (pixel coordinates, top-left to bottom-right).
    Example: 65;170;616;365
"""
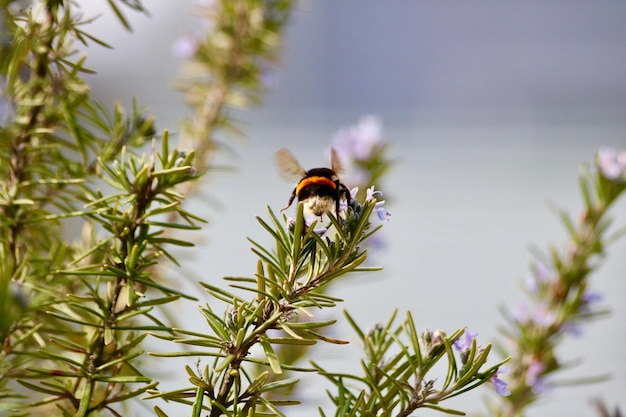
77;1;626;415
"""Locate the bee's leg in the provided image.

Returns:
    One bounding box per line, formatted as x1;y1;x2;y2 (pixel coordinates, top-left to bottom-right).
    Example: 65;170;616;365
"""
336;184;351;225
335;188;346;226
280;188;297;212
344;185;352;207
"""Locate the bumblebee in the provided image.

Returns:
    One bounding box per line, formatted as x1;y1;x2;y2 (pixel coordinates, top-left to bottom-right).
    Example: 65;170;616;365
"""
276;148;351;219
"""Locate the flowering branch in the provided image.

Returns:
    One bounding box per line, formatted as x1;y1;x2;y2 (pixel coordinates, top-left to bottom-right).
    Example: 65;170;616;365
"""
316;318;508;417
331;116;393;202
171;0;292;196
147;196;387;416
491;148;626;416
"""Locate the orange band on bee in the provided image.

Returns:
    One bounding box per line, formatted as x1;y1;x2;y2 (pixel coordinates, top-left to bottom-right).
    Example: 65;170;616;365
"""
296;176;336;195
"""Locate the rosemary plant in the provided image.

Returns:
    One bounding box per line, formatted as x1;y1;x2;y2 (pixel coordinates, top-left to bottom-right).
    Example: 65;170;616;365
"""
488;148;626;417
172;0;292;199
1;1;623;416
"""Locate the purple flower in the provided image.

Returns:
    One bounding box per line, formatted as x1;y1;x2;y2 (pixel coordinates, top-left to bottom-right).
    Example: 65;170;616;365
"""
340;187;359;212
454;329;478;364
332;116;383;161
258;59;280;89
536;263;552;281
492;367;510;396
561;321;583;337
366;186;382;202
366;233;386;250
526;360;544;385
454;329;478;352
512;303;555;329
344;168;369;189
512;303;530;323
314;227;328;238
560;290;603;337
597;147;626;180
531;378;551;394
304;215;320;227
364;186;390;220
531;303;556;328
526;360;550;394
330;116;385;188
525;263;552;294
581;290;603;305
375;201;390;221
171;34;200;58
524;274;538;294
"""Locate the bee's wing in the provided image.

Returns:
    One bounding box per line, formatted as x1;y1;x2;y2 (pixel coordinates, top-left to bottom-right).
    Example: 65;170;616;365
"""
276;148;307;181
330;147;344;176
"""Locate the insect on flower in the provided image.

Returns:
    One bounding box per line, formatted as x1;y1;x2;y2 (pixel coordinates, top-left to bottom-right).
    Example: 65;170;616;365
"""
276;148;352;220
